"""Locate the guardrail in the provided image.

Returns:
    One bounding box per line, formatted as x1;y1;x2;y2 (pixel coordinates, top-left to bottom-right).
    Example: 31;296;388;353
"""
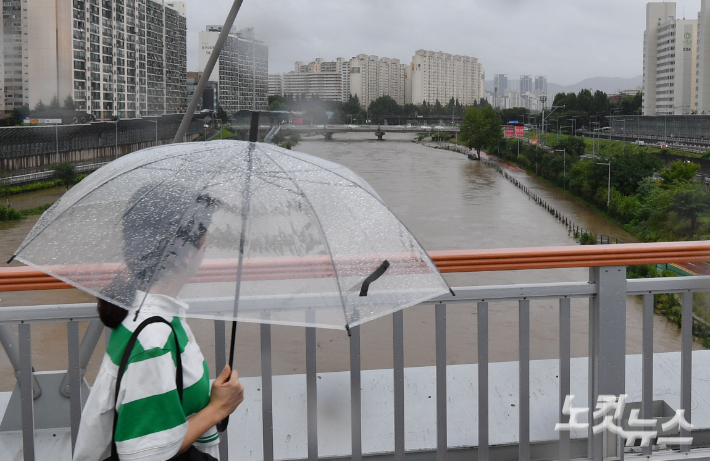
2;162;109;185
1;242;710;461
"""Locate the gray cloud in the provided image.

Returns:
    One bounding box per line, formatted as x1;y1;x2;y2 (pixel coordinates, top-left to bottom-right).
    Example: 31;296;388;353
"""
183;0;701;85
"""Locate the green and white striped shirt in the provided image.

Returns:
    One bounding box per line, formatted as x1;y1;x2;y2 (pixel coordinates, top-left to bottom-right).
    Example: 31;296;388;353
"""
73;293;219;461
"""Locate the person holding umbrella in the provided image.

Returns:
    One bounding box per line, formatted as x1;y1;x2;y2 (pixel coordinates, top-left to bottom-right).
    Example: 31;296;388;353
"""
71;184;244;461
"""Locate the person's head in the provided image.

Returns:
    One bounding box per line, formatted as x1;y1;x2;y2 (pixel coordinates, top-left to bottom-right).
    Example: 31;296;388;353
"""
97;183;217;328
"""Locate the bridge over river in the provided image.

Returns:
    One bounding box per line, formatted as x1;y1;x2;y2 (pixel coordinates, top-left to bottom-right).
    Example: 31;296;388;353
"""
234;124;461;140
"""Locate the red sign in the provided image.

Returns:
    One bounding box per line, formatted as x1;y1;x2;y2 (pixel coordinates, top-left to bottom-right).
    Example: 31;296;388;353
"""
292;118;303;125
515;126;524;138
504;126;515;138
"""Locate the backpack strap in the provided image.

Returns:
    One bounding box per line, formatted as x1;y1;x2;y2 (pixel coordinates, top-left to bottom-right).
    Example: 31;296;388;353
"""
109;316;183;460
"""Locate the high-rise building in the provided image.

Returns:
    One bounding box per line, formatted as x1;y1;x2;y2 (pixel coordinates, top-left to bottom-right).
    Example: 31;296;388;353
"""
493;74;508;95
269;57;350;102
350;54;405;108
520;75;533;95
643;3;697;115
198;26;268;114
268;73;283;97
186;71;217;111
1;0;187;120
696;0;710;113
406;50;484;107
534;76;547;96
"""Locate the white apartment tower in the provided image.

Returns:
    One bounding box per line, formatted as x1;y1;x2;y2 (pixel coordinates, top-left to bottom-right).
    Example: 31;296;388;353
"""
643;2;698;115
406;50;484;107
1;0;187;120
199;26;268;114
349;54;406;108
273;57;350;102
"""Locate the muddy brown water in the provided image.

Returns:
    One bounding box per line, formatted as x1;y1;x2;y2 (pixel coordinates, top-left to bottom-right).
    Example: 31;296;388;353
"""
0;133;693;392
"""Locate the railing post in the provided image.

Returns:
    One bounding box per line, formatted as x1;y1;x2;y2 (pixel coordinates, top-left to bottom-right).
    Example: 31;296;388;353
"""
19;323;35;461
589;266;627;460
306;326;318;461
67;321;82;453
350;325;362;461
393;310;405;461
435;303;447;461
478;302;489;461
261;323;274;461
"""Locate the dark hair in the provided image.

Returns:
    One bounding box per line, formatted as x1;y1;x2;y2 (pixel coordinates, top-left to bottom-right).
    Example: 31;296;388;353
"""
96;184;217;328
97;298;128;329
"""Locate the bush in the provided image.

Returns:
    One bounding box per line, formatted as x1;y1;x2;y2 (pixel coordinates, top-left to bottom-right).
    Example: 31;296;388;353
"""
578;232;597;245
50;162;77;190
0;205;22;222
627;264;660;279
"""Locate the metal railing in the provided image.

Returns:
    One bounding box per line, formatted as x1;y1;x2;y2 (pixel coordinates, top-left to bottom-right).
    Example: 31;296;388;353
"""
1;242;710;461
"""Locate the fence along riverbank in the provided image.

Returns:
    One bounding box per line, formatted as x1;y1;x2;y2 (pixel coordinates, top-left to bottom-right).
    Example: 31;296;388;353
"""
480;156;626;244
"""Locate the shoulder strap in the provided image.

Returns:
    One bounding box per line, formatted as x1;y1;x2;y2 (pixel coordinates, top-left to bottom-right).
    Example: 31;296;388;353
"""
110;316;183;460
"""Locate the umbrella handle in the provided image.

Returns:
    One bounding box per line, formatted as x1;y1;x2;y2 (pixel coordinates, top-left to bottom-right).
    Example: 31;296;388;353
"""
217;415;229;432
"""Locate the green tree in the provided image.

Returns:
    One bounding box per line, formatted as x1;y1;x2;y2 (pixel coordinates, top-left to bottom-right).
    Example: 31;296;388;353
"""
460;106;503;155
216;104;230;123
34;100;46;113
50;162;77;190
49;96;60;110
672;183;710;234
660;160;700;187
63;95;76;110
368;96;401;124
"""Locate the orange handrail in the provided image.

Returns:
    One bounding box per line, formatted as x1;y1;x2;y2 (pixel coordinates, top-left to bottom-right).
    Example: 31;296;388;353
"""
1;241;709;292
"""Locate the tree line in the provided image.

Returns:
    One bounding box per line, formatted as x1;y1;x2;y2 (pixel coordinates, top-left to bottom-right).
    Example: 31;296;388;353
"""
268;94;490;125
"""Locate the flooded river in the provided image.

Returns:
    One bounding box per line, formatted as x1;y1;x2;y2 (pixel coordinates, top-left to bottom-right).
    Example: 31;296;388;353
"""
0;133;693;390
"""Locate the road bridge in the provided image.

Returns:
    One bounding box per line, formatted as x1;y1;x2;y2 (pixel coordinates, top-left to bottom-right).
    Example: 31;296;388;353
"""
236;124;460;141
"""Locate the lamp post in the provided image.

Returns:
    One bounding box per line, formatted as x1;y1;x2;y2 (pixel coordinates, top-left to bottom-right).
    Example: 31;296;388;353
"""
568;117;578;137
555;149;567;189
597;160;611;208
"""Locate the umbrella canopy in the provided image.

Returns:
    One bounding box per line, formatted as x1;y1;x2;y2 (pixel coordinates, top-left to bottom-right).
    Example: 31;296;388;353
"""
12;141;449;330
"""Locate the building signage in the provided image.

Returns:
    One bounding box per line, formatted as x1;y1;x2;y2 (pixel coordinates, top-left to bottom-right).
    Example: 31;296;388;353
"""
504;125;515;138
24;118;62;125
515;126;525;138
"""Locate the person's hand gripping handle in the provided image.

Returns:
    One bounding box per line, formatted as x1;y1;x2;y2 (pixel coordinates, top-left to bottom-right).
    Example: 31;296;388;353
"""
210;364;243;432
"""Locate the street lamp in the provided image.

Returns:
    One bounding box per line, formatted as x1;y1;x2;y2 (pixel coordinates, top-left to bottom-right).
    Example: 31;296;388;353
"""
597;160;611;208
568;117;579;137
555;149;567;189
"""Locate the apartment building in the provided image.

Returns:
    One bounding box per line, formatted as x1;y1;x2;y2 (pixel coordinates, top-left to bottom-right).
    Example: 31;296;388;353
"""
198;26;268;114
696;0;710;113
349;54;406;107
406;50;484;107
520;75;533;95
534;76;547;96
643;2;698;115
269;57;350;102
1;0;187;120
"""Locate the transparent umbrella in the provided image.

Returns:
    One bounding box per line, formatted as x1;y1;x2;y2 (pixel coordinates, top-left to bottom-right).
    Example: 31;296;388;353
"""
11;140;450;331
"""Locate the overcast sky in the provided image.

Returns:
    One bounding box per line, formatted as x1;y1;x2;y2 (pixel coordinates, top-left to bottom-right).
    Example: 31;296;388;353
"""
181;0;701;85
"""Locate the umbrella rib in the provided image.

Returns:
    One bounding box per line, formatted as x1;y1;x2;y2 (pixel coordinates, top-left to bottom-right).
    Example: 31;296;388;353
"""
12;144;229;257
255;145;350;329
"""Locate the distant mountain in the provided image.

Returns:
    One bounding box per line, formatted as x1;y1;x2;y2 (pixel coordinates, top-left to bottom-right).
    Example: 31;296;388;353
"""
484;76;643;98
